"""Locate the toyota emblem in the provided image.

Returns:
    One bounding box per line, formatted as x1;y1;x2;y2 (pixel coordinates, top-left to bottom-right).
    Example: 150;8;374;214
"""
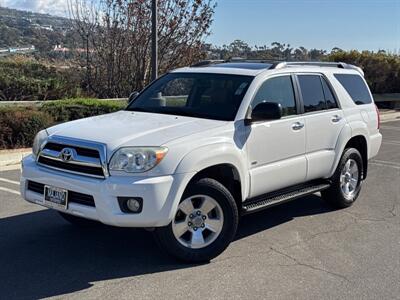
60;148;74;162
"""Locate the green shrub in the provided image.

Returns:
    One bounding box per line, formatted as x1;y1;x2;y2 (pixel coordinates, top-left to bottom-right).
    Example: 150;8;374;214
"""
0;56;84;101
0;107;54;149
0;98;127;149
40;98;127;122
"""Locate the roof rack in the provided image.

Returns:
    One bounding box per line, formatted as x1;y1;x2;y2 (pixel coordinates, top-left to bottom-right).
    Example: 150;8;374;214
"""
190;58;278;68
272;61;364;76
190;60;364;76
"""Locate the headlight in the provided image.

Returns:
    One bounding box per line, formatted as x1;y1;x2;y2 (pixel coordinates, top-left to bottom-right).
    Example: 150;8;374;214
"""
32;129;48;158
109;147;168;173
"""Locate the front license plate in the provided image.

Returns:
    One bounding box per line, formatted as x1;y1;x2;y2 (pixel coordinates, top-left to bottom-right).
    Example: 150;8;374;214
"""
44;185;68;210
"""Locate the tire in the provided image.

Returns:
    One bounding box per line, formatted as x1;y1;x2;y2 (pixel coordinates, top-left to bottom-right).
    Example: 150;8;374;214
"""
322;148;364;209
154;178;239;263
58;212;100;227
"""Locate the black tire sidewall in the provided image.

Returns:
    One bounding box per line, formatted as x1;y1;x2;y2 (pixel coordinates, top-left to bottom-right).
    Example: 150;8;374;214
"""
154;178;239;262
329;148;363;206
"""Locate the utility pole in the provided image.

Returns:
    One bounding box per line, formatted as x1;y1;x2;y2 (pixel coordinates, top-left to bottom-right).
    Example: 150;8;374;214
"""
151;0;158;81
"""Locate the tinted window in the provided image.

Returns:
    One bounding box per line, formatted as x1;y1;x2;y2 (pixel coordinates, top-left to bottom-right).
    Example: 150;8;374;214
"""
252;76;296;116
321;77;338;109
127;73;253;121
334;74;372;105
160;77;193;107
298;75;326;112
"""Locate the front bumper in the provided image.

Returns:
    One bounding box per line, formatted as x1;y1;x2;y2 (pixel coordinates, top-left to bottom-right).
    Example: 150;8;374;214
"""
21;155;194;227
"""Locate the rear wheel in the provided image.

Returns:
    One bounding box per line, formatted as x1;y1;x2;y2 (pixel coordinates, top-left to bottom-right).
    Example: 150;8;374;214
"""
322;148;363;208
154;178;239;263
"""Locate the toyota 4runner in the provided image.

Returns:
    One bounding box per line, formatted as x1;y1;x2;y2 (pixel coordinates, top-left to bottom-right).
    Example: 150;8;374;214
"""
21;61;382;262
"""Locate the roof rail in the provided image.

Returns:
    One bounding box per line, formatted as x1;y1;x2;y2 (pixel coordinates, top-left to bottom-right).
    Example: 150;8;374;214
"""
227;57;279;63
272;61;364;76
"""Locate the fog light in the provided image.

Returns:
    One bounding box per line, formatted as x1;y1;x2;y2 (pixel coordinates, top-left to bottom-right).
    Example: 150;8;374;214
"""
117;197;143;214
127;199;141;212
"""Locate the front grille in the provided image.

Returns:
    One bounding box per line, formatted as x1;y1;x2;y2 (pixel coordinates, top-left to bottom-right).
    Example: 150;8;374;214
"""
27;181;96;207
44;142;100;158
37;138;106;178
38;156;104;177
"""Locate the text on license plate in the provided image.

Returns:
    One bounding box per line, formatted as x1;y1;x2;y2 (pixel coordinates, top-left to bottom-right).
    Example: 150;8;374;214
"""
44;185;68;209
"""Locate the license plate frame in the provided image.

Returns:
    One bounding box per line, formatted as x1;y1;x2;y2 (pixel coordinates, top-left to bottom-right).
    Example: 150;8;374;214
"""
44;185;68;210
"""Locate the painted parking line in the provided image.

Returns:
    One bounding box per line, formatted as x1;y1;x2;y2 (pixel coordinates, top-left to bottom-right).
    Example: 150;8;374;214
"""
370;159;400;170
0;186;20;195
371;159;400;166
381;126;400;131
370;162;400;170
382;141;400;146
0;164;21;172
0;177;20;185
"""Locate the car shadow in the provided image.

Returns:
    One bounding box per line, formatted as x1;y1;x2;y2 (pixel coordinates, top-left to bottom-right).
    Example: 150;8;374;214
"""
0;194;332;299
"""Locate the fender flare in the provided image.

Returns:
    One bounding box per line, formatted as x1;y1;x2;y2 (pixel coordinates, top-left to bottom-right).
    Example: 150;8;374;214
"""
328;121;369;178
174;142;249;201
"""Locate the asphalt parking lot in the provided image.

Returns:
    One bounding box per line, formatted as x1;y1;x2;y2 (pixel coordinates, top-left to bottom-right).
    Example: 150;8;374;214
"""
0;120;399;300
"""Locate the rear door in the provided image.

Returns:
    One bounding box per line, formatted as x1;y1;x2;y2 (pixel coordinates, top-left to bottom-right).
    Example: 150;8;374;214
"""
295;74;345;180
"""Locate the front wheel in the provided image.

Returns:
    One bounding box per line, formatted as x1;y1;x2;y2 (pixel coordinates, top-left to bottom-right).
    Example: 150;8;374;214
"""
154;178;239;263
322;148;363;208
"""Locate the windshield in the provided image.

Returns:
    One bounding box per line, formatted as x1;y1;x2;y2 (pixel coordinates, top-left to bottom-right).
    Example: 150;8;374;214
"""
126;73;254;121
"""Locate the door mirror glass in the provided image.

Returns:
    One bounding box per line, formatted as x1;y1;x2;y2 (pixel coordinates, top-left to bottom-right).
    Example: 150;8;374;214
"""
128;91;140;104
249;101;282;122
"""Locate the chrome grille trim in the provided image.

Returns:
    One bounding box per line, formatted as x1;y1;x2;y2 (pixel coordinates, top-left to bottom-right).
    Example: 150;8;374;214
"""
37;135;109;179
40;148;101;168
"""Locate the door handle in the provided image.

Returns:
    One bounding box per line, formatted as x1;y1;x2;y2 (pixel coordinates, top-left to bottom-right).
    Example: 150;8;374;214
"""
331;115;342;123
292;122;304;131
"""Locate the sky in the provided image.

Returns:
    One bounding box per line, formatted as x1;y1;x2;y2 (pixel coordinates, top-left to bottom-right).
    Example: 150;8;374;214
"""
209;0;400;52
1;0;399;51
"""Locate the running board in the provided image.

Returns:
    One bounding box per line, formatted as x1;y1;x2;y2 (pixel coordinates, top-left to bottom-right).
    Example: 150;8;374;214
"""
242;180;331;215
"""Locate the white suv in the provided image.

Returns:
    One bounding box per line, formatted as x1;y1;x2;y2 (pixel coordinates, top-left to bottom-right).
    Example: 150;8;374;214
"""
21;61;382;262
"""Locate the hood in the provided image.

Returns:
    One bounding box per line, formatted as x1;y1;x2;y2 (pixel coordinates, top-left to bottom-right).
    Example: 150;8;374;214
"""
47;111;226;151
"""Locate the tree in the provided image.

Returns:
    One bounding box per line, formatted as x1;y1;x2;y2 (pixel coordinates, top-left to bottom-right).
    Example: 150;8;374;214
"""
226;39;251;58
327;50;400;93
69;0;216;98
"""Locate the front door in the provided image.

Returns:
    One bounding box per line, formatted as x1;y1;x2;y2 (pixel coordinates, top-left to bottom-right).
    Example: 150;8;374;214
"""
246;74;307;198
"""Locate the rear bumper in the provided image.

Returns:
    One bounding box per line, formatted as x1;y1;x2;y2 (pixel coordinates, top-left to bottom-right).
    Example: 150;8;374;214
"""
21;155;194;227
368;132;382;159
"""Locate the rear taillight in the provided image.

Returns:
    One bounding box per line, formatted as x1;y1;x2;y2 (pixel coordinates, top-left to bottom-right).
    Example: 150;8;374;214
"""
375;105;380;129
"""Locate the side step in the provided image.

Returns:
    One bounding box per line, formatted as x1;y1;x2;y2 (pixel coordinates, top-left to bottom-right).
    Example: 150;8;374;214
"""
242;180;331;215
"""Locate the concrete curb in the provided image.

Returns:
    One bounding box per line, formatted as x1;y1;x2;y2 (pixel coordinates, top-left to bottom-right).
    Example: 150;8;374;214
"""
0;148;31;170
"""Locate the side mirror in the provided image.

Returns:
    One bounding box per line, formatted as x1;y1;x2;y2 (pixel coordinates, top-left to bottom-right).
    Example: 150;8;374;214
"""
247;101;282;123
128;91;139;104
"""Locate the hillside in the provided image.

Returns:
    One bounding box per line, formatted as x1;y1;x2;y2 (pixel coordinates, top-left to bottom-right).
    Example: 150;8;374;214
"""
0;6;76;52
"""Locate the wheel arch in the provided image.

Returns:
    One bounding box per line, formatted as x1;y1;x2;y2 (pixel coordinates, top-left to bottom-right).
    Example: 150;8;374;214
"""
174;143;249;208
330;125;369;179
184;163;243;212
343;135;368;179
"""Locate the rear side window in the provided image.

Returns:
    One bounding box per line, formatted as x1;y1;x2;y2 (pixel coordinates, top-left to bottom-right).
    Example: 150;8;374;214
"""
321;77;338;109
252;75;297;116
298;75;326;112
334;74;372;105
